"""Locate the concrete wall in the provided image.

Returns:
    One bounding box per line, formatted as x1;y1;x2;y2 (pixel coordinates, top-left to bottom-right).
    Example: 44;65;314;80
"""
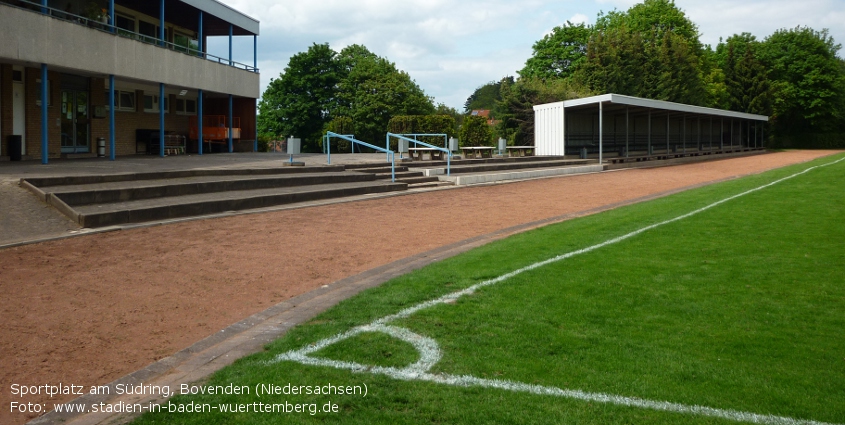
0;4;259;99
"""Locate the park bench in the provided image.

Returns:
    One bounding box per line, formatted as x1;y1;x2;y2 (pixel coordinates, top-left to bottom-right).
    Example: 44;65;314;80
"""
408;147;445;161
506;146;535;157
460;146;495;159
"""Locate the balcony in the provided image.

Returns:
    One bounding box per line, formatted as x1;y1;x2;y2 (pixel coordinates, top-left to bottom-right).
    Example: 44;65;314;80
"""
0;0;259;98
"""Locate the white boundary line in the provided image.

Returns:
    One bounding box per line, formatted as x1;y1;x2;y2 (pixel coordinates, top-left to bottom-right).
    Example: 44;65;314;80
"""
270;156;845;425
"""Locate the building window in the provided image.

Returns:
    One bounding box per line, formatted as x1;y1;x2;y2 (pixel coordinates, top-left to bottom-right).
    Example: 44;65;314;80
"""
138;20;168;44
143;93;168;113
115;13;135;37
174;31;199;54
175;98;197;115
36;79;52;107
105;90;135;111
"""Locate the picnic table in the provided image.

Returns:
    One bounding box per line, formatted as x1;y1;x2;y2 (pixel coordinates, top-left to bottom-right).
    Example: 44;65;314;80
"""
460;146;495;159
408;147;446;160
506;146;534;157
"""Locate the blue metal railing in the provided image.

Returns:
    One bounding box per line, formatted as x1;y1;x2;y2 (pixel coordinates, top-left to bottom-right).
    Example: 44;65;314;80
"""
324;132;396;182
2;0;258;73
387;133;451;176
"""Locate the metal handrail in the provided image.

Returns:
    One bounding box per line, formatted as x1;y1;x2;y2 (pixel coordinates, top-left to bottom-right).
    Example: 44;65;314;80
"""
387;133;451;176
2;0;258;73
324;132;395;182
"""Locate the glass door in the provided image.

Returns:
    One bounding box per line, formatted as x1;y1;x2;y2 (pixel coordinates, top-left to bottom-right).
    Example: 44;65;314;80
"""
61;90;90;153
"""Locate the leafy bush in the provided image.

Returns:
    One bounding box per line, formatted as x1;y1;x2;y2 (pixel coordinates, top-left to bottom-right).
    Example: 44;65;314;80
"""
459;116;493;147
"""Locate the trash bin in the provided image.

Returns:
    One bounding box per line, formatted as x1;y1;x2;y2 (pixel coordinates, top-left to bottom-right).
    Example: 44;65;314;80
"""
7;135;22;161
97;137;106;157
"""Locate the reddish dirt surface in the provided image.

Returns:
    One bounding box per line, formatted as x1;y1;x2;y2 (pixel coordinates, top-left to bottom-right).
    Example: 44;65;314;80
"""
0;150;840;424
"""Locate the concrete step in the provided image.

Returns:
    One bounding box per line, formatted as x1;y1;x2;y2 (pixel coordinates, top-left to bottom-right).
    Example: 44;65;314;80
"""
343;162;393;170
402;155;579;168
407;181;454;189
42;172;376;206
396;176;440;185
23;165;346;188
353;166;410;174
447;159;595;174
68;180;408;228
371;171;425;180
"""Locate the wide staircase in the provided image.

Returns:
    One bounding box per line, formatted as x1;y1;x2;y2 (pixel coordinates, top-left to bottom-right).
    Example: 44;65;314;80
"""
344;163;453;189
22;166;407;228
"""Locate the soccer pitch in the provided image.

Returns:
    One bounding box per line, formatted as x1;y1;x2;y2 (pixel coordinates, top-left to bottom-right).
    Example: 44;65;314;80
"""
134;154;845;425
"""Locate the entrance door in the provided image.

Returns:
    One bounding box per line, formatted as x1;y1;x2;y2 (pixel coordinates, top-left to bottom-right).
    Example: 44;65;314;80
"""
61;90;90;153
13;80;26;155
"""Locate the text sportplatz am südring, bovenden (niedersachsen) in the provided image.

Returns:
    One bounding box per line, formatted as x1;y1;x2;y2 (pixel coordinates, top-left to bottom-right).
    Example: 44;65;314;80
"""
8;382;367;416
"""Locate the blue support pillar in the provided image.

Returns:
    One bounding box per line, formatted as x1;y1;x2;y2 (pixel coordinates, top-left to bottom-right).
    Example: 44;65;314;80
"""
159;83;165;157
109;75;116;160
41;64;48;165
40;0;47;14
229;24;233;66
198;89;203;155
228;94;233;152
108;0;114;33
198;11;204;58
159;0;165;47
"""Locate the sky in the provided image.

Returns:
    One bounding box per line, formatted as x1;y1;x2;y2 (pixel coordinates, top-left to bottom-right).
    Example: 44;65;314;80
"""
210;0;845;111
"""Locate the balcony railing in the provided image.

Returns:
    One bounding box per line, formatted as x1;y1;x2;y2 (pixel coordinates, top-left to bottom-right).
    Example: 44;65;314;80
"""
2;0;258;73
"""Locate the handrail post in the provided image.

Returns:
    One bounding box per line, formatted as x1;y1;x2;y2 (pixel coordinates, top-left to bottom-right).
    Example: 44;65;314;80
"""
326;134;331;164
391;152;395;182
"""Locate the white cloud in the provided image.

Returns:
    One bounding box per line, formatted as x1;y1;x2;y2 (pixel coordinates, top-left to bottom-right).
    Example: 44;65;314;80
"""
219;0;845;110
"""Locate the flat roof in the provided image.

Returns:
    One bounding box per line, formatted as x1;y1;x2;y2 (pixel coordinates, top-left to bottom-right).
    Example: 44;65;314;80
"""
181;0;259;35
535;94;768;122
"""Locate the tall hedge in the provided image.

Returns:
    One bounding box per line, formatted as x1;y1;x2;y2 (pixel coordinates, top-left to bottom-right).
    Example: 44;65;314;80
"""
458;116;493;147
386;115;456;149
323;117;354;152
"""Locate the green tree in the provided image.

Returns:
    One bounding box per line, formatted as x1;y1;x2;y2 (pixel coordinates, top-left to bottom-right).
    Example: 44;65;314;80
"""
724;43;773;115
519;22;592;80
458;115;493;147
333;45;434;144
496;77;593;144
758;26;845;133
596;0;702;54
257;43;342;151
463;78;513;113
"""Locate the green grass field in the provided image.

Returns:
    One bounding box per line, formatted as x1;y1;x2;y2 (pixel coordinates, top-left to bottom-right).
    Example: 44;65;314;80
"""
134;154;845;425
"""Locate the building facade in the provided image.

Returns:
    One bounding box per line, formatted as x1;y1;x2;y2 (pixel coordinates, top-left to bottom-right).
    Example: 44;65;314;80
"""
0;0;259;163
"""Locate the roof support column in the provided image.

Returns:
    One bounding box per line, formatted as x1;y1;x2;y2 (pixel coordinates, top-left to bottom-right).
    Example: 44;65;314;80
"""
598;101;603;164
198;11;204;58
666;112;670;154
228;94;233;152
647;110;651;155
159;83;165;157
625;106;629;157
40;0;46;14
682;115;686;153
720;119;724;150
709;117;713;150
159;0;165;47
41;64;48;165
198;89;203;155
109;75;115;161
697;117;701;151
108;0;114;33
